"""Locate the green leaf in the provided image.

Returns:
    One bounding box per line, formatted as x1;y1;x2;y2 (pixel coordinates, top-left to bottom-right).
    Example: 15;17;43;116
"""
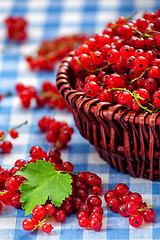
15;160;72;216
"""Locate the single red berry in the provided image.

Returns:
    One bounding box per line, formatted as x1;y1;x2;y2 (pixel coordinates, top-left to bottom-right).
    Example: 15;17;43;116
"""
89;217;102;231
87;196;102;207
91;185;102;196
1;141;12;153
129;192;142;205
84;81;100;97
42;222;53;233
126;201;140;215
118;203;129;217
129;213;143;228
79;216;90;228
141;208;156;223
54;208;66;222
136;88;150;104
104;190;117;203
107;197;122;213
9;129;19;139
29;145;43;159
22;218;35;231
114;183;129;197
32;205;46;220
5;177;19;192
45;204;56;216
77;211;88;220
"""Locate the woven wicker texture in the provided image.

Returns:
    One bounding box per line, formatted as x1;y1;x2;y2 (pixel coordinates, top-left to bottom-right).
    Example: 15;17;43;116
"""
56;52;160;181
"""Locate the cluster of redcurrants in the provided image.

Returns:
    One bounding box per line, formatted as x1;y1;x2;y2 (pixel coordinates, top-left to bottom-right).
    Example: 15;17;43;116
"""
104;183;156;228
26;34;87;71
38;116;74;149
0;121;27;153
15;81;70;110
0;145;103;233
4;16;27;42
70;9;160;113
23;153;103;232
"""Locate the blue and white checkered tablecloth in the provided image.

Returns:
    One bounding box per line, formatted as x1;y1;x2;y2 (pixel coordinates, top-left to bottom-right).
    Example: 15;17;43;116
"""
0;0;160;239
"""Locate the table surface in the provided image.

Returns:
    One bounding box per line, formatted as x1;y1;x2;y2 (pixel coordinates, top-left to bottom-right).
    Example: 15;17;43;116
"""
0;0;160;239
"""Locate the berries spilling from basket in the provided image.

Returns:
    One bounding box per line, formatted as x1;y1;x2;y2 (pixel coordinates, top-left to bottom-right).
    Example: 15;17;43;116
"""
26;34;87;71
0;145;103;233
105;183;156;228
15;81;70;110
0;121;27;153
70;9;160;113
38;116;74;149
4;16;27;42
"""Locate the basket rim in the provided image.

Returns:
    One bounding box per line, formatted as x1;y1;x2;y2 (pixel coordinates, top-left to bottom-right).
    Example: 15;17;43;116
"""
56;51;160;127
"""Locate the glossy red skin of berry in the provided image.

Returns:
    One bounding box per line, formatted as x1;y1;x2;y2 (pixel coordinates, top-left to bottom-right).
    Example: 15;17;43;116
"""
54;208;66;222
79;216;90;228
92;206;104;215
153;90;160;108
143;78;157;92
0;190;12;205
90;51;103;65
77;172;87;182
134;56;148;70
29;145;43;159
1;141;13;153
5;177;19;192
141;208;156;222
77;211;88;220
129;213;143;228
114;183;129;197
104;190;117;203
61;162;74;172
107;73;123;88
42;222;53;233
79;203;91;214
32;205;46;220
45;204;56;216
22;218;35;231
10;129;19;139
87;196;102;207
136;88;150;104
10;194;22;209
91;185;102;196
14;159;27;168
120;45;134;59
118;203;129;217
76;188;89;202
107;49;120;63
118;92;133;108
98;91;112;102
148;66;160;79
89;217;102;231
86;173;101;187
84;81;100;97
129;192;142;205
61;199;73;215
107;197;122;213
121;191;132;203
126;201;140;215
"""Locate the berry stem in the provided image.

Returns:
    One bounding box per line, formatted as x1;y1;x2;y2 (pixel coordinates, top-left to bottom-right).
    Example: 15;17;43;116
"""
32;218;46;231
10;120;28;131
2;91;12;98
131;67;149;83
131;27;143;36
126;11;137;21
133;91;153;114
77;59;112;73
0;191;10;194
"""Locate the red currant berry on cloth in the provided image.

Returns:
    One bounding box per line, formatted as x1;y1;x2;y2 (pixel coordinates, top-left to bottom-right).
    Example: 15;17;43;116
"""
87;196;102;207
89;217;102;231
45;204;56;216
126;201;140;215
54;208;66;222
107;197;121;212
9;129;19;139
141;208;156;223
22;218;35;231
79;216;90;228
42;222;53;233
1;141;12;153
118;203;129;217
84;81;100;97
32;205;46;220
5;177;19;192
129;192;142;205
29;145;43;159
104;190;117;203
114;183;129;197
129;213;143;228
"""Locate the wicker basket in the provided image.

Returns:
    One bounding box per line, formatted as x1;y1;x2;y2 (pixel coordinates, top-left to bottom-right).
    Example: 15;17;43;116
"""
56;52;160;181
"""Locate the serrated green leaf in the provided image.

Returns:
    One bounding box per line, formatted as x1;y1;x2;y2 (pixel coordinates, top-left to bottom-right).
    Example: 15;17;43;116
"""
15;160;72;216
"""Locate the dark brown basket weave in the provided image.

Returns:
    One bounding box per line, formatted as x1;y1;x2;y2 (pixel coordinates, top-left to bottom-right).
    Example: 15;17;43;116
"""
56;52;160;181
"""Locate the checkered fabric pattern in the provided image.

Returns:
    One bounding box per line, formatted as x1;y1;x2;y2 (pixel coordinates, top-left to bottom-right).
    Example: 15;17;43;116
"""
0;0;160;239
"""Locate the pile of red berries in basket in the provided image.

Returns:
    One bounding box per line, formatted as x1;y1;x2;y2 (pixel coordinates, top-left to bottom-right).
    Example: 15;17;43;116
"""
70;9;160;113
